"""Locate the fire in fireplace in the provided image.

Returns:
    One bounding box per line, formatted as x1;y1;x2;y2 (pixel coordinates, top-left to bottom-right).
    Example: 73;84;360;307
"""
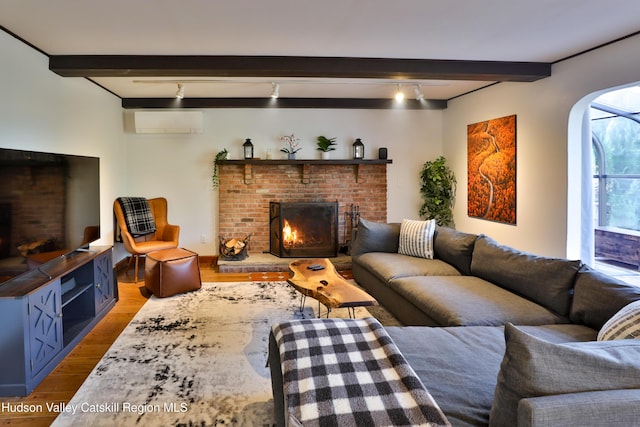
269;201;338;258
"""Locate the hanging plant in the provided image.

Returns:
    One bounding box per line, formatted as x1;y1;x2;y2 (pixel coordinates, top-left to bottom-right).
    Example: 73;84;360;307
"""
212;149;229;189
419;156;456;227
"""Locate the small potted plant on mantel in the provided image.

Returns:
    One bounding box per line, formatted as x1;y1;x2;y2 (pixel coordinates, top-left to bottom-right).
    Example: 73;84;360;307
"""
280;134;301;159
316;136;337;159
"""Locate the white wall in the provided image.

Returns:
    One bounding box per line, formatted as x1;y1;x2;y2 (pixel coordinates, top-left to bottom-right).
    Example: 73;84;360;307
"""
443;34;640;258
124;108;443;254
0;31;126;251
6;24;640;260
0;29;443;259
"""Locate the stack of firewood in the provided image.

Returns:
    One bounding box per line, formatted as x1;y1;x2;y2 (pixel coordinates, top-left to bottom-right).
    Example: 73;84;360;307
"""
219;234;251;260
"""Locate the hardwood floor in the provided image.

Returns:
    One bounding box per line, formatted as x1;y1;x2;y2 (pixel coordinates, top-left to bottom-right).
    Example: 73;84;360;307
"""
0;260;297;427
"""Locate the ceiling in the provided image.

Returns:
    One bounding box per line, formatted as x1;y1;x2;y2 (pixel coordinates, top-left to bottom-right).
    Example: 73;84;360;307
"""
1;0;639;109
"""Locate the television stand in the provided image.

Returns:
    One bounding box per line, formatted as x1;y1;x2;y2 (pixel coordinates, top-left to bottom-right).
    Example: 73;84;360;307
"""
25;249;67;270
0;246;116;396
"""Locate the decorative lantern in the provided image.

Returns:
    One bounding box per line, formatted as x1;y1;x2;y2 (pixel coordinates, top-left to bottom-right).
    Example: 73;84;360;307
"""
243;138;254;159
352;138;364;159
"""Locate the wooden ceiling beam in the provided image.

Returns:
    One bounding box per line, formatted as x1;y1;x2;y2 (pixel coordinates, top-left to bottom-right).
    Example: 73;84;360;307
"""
121;97;448;110
50;55;551;82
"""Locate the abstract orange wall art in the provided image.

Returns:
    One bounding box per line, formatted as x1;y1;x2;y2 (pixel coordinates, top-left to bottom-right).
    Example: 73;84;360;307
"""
467;114;516;224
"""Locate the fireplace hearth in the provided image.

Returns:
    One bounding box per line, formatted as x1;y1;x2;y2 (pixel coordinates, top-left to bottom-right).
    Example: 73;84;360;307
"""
269;201;338;258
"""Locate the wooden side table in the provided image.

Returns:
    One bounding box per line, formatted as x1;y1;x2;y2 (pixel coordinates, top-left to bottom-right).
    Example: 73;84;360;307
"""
287;258;377;318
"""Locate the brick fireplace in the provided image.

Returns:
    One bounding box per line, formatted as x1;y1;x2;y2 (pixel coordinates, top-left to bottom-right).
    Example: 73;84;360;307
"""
217;160;390;256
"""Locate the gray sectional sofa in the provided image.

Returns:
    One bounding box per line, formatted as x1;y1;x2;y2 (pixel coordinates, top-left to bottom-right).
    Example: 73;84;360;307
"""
351;220;584;327
269;220;640;426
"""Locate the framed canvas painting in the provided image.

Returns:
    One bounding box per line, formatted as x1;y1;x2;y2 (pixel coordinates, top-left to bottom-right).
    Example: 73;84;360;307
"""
467;114;516;224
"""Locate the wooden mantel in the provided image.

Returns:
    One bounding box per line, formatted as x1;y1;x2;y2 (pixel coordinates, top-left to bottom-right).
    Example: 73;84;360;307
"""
217;159;392;184
216;159;392;165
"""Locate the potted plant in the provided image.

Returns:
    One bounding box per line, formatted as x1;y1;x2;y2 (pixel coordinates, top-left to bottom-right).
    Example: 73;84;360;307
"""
316;136;337;159
419;156;456;227
280;134;301;159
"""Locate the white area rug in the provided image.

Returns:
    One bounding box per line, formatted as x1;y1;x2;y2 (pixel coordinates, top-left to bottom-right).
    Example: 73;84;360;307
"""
52;281;371;426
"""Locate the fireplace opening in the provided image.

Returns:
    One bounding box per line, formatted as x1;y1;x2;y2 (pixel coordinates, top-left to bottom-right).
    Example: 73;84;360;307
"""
269;201;338;258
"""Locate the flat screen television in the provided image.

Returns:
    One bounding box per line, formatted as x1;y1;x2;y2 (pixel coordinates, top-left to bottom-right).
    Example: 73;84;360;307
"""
0;148;100;287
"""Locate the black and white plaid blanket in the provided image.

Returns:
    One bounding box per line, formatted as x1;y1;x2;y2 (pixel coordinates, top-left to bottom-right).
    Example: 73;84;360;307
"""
272;317;450;427
117;197;156;236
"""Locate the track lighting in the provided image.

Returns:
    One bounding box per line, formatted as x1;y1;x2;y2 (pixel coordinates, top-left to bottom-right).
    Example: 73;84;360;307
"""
175;83;185;99
414;84;425;101
271;83;280;98
394;84;404;102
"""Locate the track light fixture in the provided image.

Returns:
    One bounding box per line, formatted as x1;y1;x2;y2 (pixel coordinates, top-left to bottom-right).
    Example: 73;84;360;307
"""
134;79;438;102
394;84;404;102
271;83;280;98
175;83;185;99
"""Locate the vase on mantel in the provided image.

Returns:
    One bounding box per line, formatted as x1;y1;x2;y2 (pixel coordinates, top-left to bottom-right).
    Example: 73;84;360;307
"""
288;153;296;160
321;151;331;160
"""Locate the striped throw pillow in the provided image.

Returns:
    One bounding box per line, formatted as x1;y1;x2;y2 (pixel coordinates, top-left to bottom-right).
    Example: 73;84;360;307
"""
398;219;436;259
598;300;640;341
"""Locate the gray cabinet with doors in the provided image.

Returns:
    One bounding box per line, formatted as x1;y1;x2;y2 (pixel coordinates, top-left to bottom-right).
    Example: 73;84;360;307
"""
0;246;116;396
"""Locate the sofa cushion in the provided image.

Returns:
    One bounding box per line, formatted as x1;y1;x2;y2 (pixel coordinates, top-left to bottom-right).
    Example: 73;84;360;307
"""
389;276;567;326
388;325;505;427
398;218;436;259
350;219;400;256
355;252;461;283
517;389;640;427
598;300;640;341
387;324;597;427
433;226;478;275
470;236;581;316
570;265;640;330
489;323;640;427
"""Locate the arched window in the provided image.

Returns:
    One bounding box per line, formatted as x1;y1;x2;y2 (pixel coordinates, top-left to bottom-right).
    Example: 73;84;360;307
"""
591;88;640;230
591;86;640;269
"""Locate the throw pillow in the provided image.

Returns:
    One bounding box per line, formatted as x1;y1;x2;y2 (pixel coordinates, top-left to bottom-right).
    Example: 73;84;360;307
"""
350;219;401;256
489;323;640;427
598;299;640;341
432;226;478;275
398;219;436;259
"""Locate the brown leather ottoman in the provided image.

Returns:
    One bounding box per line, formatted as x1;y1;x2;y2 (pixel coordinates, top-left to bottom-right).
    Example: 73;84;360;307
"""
145;248;202;297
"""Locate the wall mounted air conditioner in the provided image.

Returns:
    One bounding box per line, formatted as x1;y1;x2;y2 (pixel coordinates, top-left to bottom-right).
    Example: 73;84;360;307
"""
133;111;203;134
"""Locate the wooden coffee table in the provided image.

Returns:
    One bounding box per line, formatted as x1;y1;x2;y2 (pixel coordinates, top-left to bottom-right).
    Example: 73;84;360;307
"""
287;258;378;318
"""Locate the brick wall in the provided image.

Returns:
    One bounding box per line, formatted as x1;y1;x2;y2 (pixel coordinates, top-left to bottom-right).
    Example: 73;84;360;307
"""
218;162;388;254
